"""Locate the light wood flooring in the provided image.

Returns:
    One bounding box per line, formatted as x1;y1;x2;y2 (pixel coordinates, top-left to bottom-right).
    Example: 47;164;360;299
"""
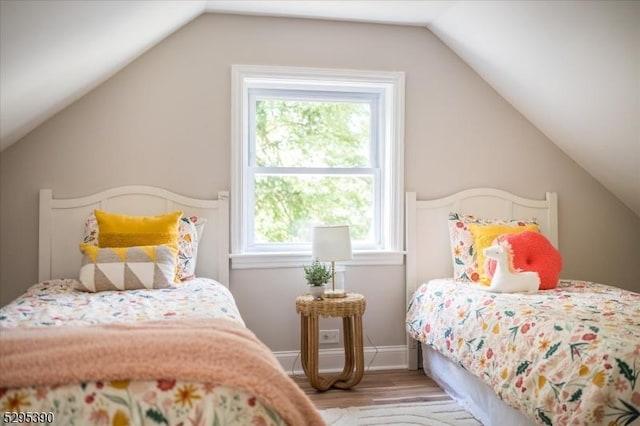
291;369;451;410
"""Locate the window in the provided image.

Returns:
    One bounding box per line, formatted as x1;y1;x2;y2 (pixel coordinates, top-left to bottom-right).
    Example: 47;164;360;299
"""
231;65;404;268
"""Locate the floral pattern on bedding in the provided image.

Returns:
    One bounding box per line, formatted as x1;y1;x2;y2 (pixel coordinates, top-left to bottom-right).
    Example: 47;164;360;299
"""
0;277;244;328
0;380;285;425
0;279;289;425
406;279;640;426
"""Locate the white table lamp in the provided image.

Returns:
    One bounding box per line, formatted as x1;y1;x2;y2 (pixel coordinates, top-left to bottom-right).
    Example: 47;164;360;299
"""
312;225;352;298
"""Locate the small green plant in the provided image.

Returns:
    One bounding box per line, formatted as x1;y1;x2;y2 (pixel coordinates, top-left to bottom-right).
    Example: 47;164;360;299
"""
303;260;332;286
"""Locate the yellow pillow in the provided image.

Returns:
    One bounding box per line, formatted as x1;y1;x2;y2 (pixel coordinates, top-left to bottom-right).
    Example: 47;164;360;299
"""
469;223;539;285
95;210;182;248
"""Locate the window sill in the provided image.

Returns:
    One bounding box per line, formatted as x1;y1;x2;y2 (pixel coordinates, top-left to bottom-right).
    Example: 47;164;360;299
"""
230;250;405;269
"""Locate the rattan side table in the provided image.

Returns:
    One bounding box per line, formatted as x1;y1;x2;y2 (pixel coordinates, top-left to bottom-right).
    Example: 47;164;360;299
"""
295;293;366;391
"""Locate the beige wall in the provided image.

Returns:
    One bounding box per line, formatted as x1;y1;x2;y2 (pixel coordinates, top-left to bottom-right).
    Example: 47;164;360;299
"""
1;14;638;354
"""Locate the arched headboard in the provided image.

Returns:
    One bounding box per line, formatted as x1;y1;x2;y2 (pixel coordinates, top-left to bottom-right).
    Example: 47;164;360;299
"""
39;186;230;287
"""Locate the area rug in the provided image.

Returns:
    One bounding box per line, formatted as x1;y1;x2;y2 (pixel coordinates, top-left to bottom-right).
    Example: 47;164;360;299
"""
319;400;482;425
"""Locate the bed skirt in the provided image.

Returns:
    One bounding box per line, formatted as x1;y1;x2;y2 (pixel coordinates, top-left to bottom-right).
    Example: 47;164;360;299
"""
421;343;534;426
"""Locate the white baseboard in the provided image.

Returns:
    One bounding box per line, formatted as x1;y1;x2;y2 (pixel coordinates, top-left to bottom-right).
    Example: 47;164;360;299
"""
275;345;408;375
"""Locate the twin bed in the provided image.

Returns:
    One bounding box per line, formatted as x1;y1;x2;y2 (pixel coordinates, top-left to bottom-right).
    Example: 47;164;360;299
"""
0;186;323;425
405;189;640;426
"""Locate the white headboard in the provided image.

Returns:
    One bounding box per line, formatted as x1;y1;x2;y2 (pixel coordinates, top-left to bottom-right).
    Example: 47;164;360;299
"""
405;188;558;368
39;186;230;287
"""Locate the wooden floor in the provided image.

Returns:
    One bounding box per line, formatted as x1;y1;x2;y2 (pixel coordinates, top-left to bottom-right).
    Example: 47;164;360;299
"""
291;369;451;410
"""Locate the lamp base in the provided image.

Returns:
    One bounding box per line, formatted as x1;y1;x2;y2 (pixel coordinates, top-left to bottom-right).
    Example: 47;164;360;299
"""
324;289;347;298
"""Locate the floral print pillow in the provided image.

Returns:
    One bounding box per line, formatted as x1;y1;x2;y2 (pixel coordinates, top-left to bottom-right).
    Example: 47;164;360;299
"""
83;211;206;282
447;212;537;282
176;216;207;281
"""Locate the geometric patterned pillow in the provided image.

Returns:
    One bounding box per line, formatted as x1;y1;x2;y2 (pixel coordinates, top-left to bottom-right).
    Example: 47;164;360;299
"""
83;211;206;282
447;212;538;282
77;243;178;292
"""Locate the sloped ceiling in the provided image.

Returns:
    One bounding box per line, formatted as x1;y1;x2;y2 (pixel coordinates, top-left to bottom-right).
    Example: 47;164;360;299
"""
0;0;204;147
0;1;638;216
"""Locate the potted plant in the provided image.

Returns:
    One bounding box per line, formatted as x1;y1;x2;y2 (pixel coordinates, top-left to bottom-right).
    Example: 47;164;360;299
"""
303;259;332;299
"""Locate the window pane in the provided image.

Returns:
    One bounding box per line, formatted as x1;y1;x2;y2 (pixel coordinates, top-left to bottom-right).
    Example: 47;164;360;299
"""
254;174;374;245
255;99;371;168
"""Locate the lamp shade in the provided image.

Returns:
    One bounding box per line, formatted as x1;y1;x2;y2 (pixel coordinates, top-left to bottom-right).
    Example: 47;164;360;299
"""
312;225;352;262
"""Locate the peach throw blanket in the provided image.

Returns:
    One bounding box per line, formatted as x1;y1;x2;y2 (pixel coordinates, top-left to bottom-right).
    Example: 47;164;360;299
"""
0;319;325;426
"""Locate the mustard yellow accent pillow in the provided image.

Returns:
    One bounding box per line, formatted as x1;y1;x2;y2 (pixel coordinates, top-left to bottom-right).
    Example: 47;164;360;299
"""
95;210;182;248
469;223;540;285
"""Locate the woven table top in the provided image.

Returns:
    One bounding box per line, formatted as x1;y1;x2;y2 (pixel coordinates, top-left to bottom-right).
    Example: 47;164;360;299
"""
296;293;366;317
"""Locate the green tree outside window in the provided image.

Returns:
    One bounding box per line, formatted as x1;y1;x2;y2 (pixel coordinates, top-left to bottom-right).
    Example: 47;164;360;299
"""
254;99;376;245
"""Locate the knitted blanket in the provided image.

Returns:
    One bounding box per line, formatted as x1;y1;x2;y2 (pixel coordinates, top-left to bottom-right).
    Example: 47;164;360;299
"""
0;318;324;426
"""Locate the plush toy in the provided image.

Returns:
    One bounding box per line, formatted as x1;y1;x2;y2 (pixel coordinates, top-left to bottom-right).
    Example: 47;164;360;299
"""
482;245;540;293
484;231;562;290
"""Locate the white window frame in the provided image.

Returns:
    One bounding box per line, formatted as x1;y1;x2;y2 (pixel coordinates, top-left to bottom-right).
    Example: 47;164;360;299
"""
231;65;404;268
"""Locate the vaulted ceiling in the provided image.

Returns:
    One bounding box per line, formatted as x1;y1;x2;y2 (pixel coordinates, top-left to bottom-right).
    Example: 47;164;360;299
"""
1;1;638;216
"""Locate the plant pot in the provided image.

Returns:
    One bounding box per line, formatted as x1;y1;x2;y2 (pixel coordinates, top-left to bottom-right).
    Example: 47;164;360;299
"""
309;285;325;300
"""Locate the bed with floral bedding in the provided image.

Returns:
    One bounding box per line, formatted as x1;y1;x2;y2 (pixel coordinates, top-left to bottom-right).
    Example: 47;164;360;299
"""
404;189;639;426
0;187;323;426
0;278;322;426
406;278;640;426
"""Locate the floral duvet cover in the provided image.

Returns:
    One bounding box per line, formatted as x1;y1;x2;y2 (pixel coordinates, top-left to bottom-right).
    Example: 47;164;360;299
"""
0;278;243;328
406;279;640;426
0;279;288;426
